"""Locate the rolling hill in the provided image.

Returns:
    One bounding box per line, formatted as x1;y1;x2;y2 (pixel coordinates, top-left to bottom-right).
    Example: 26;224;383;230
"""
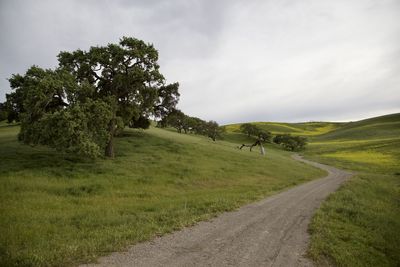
1;113;399;266
0;122;324;267
224;113;400;266
224;113;400;173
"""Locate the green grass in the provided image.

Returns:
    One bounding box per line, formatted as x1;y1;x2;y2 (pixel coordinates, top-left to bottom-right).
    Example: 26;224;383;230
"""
225;121;343;136
226;113;400;266
315;113;400;141
0;123;325;267
302;113;400;266
307;172;400;267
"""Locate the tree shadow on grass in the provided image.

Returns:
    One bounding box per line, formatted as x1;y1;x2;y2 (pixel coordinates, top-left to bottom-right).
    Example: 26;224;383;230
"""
0;139;107;178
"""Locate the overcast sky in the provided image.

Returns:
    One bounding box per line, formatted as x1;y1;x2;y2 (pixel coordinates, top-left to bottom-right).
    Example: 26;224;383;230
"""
0;0;399;124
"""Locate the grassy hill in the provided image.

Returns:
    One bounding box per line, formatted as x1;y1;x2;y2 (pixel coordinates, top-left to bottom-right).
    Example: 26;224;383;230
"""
303;114;400;266
2;113;399;267
314;113;400;141
225;121;343;136
0;122;325;267
226;113;400;266
307;113;400;173
225;113;400;173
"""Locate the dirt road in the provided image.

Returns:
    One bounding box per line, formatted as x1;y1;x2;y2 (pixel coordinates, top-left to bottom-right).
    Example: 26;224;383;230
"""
81;155;351;267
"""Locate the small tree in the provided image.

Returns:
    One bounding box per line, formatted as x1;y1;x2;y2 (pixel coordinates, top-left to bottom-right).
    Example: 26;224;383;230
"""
273;134;290;144
257;130;272;142
186;116;205;134
161;109;186;133
273;134;307;151
240;123;259;137
205;120;223;141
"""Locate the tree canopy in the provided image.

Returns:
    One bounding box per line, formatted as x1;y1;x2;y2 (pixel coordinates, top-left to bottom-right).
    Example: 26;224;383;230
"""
273;134;307;151
0;102;7;121
6;37;180;157
239;123;272;142
158;109;225;141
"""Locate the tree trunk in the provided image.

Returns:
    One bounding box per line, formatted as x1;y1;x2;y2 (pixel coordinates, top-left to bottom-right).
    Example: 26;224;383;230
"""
105;118;116;158
105;135;114;158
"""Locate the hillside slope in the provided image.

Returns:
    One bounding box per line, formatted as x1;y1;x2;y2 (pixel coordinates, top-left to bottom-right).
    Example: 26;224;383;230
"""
304;114;400;266
225;121;343;136
315;113;400;141
307;113;400;173
224;113;400;173
224;113;400;266
0;123;324;267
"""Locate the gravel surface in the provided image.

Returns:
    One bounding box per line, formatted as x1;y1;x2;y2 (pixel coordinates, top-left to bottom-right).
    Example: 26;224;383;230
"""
81;155;351;267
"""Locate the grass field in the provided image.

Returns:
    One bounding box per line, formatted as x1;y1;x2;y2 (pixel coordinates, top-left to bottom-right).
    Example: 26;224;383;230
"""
225;113;400;266
0;122;325;267
2;113;399;267
225;121;343;136
303;114;400;267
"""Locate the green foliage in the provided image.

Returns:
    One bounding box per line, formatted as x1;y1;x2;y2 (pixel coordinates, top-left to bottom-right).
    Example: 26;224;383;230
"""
204;120;222;141
154;83;180;118
308;173;400;267
25;100;112;157
257;130;272;142
303;113;400;266
239;123;271;143
239;123;258;137
159;109;224;141
8;66;113;158
226;121;342;136
6;37;180;157
0;124;325;267
129;116;151;129
273;134;307;151
0;102;7;121
159;109;186;133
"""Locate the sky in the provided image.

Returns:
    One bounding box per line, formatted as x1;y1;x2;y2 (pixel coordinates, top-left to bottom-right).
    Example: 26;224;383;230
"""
0;0;399;124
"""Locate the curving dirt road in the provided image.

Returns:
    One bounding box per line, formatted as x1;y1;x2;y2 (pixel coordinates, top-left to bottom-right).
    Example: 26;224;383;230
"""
81;155;351;267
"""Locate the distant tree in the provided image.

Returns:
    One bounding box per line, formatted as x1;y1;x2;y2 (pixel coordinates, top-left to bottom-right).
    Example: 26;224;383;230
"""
291;136;307;150
240;123;259;137
273;134;307;151
186;116;205;134
8;37;179;158
129;116;151;129
159;110;223;141
273;134;289;144
0;103;7;121
257;130;272;142
162;109;186;133
205;120;223;141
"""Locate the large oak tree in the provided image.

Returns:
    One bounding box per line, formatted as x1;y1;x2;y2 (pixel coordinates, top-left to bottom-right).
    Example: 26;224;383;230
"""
8;37;179;158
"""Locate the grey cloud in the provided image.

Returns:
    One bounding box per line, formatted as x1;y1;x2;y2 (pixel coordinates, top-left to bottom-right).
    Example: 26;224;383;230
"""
0;0;399;124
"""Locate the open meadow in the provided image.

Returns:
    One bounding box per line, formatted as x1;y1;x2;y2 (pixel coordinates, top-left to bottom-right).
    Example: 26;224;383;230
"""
2;113;399;267
227;114;400;266
0;122;325;267
225;113;400;266
304;114;400;267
